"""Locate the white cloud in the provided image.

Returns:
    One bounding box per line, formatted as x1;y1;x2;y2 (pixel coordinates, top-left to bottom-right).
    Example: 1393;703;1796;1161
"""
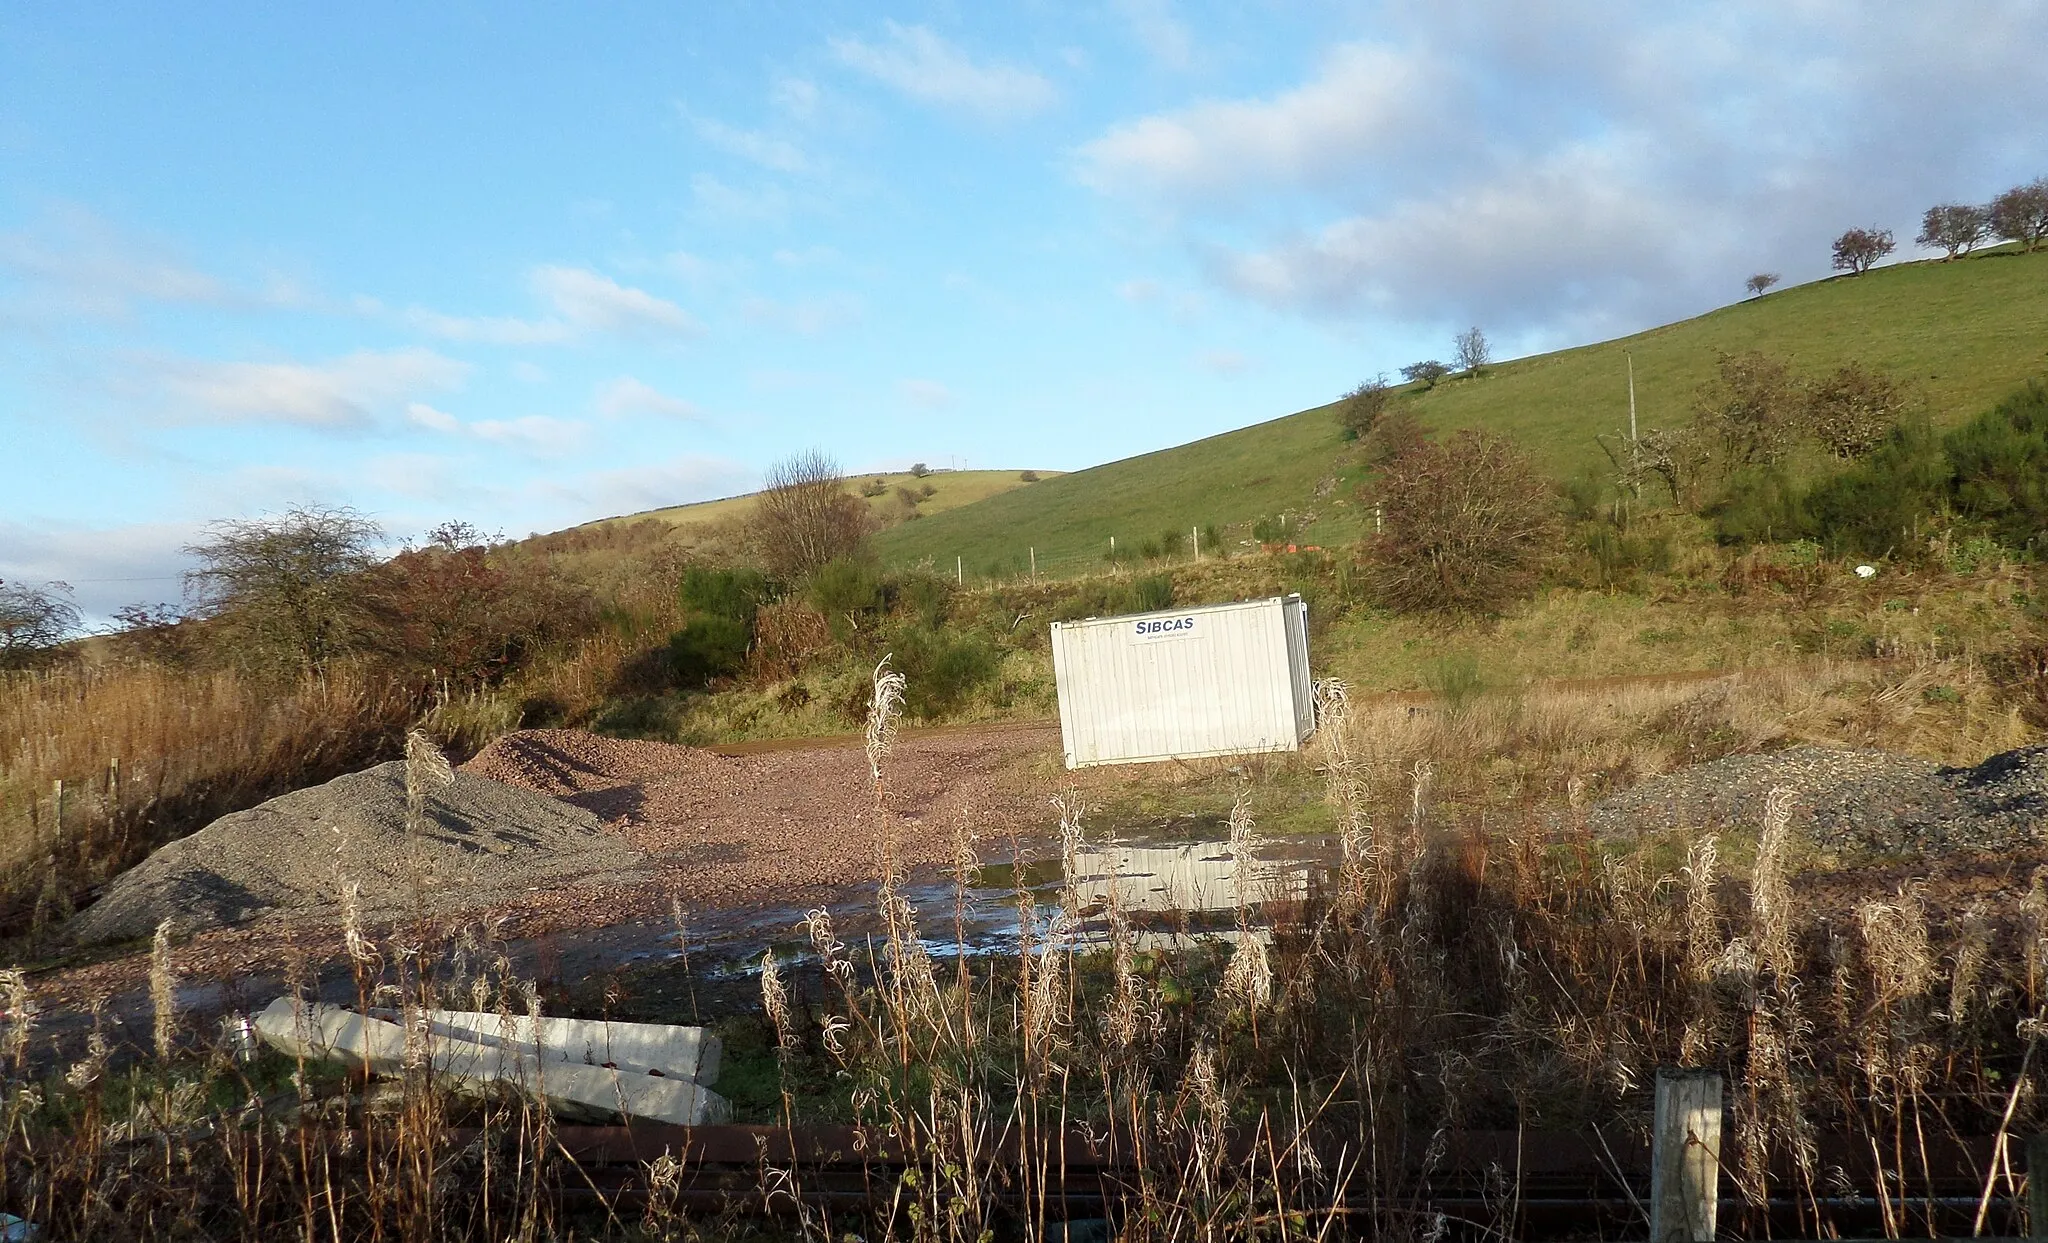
771;76;821;122
741;292;862;335
1076;42;1436;200
1076;3;2048;337
831;22;1056;119
145;348;469;429
595;376;702;420
510;361;549;384
691;173;791;223
684;110;813;174
899;378;955;408
469;415;589;457
550;455;754;519
405;401;461;432
0;205;301;319
1115;0;1193;70
530;265;703;337
1196;348;1250;375
406;266;701;345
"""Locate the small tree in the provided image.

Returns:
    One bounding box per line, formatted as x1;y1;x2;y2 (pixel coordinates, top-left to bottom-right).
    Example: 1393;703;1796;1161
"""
1916;203;1989;260
1454;327;1491;376
183;505;383;671
754;450;873;579
909;462;931;478
1400;360;1450;389
1362;429;1562;614
1338;375;1390;440
1830;227;1895;275
0;579;80;669
1744;273;1781;298
1806;362;1909;459
1989;179;2048;251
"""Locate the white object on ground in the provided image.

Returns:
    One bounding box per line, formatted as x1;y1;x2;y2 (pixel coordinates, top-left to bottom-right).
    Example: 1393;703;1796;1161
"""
253;998;729;1125
1855;564;1877;578
395;1009;720;1085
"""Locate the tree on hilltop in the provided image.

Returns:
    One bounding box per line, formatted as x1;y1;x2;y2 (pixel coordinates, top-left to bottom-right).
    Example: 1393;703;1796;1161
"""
1916;203;1989;260
1400;360;1450;389
1989;179;2048;251
1454;327;1491;376
1745;273;1781;298
1831;227;1895;275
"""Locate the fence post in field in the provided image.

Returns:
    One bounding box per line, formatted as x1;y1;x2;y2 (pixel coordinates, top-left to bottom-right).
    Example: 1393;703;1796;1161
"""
1030;547;1036;578
1649;1067;1723;1243
51;779;64;842
956;556;963;585
2028;1132;2048;1239
1192;525;1200;560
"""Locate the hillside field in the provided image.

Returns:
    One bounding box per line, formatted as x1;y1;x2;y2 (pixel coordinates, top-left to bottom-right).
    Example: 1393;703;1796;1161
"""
873;247;2048;577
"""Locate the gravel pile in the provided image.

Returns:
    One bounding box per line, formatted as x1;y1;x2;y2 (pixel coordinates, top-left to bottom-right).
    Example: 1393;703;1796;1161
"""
1588;743;2048;853
66;761;647;946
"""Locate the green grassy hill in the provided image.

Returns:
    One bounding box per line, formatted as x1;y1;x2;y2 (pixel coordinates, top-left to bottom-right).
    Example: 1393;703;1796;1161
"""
875;248;2048;577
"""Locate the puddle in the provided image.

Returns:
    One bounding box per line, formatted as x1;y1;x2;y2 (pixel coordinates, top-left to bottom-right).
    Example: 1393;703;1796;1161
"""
543;825;1342;982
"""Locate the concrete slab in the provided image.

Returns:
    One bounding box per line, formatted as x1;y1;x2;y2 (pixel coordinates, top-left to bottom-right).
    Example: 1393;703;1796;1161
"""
253;998;729;1126
404;1009;720;1085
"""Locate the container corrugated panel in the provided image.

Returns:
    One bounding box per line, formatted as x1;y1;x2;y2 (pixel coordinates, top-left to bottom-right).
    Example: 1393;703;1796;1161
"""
1050;595;1313;769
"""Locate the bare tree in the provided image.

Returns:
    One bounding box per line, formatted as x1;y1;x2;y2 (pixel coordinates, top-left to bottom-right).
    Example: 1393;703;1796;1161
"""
1805;362;1909;459
1916;204;1989;260
1744;273;1781;298
1830;227;1895;275
0;579;81;669
1454;327;1491;376
754;450;874;579
1400;360;1450;389
1989;179;2048;251
1361;430;1562;614
183;505;384;670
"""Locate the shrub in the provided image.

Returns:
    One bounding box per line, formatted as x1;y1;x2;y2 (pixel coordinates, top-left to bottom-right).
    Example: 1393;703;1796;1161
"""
1251;515;1293;544
1132;573;1175;612
1801;419;1950;558
919;483;936;499
182;505;384;672
1199;524;1224;558
667;614;752;687
910;462;931;477
807;557;884;642
1338;376;1390;440
1989;179;2048;251
1806;362;1908;459
895;573;953;629
679;566;769;623
1362;429;1563;615
1155;528;1188;559
1019;470;1041;482
1944;380;2048;552
1363;408;1430;468
860;477;889;497
1423;652;1488;714
888;626;1000;719
1710;468;1808;545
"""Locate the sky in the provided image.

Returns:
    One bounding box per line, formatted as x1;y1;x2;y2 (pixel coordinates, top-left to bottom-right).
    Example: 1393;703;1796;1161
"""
4;0;2046;622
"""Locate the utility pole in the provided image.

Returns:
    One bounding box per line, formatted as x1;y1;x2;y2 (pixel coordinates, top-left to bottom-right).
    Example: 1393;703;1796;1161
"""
1627;350;1639;444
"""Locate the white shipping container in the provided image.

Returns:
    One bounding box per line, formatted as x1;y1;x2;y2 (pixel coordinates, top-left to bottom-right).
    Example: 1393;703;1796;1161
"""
1050;595;1313;769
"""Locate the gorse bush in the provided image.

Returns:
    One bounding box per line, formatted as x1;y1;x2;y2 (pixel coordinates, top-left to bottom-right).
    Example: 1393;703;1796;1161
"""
1945;380;2048;551
668;566;770;687
1132;572;1175;612
887;624;1001;718
806;556;884;643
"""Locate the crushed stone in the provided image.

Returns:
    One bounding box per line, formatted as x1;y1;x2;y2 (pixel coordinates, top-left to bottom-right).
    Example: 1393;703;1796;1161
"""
1588;743;2048;854
66;761;647;946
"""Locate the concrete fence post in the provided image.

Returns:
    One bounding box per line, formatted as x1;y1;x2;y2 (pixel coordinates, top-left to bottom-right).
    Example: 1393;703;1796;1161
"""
2028;1132;2048;1239
1650;1067;1723;1243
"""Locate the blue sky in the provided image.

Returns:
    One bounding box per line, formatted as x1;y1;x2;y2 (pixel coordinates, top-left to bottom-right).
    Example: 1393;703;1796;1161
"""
4;1;2046;620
